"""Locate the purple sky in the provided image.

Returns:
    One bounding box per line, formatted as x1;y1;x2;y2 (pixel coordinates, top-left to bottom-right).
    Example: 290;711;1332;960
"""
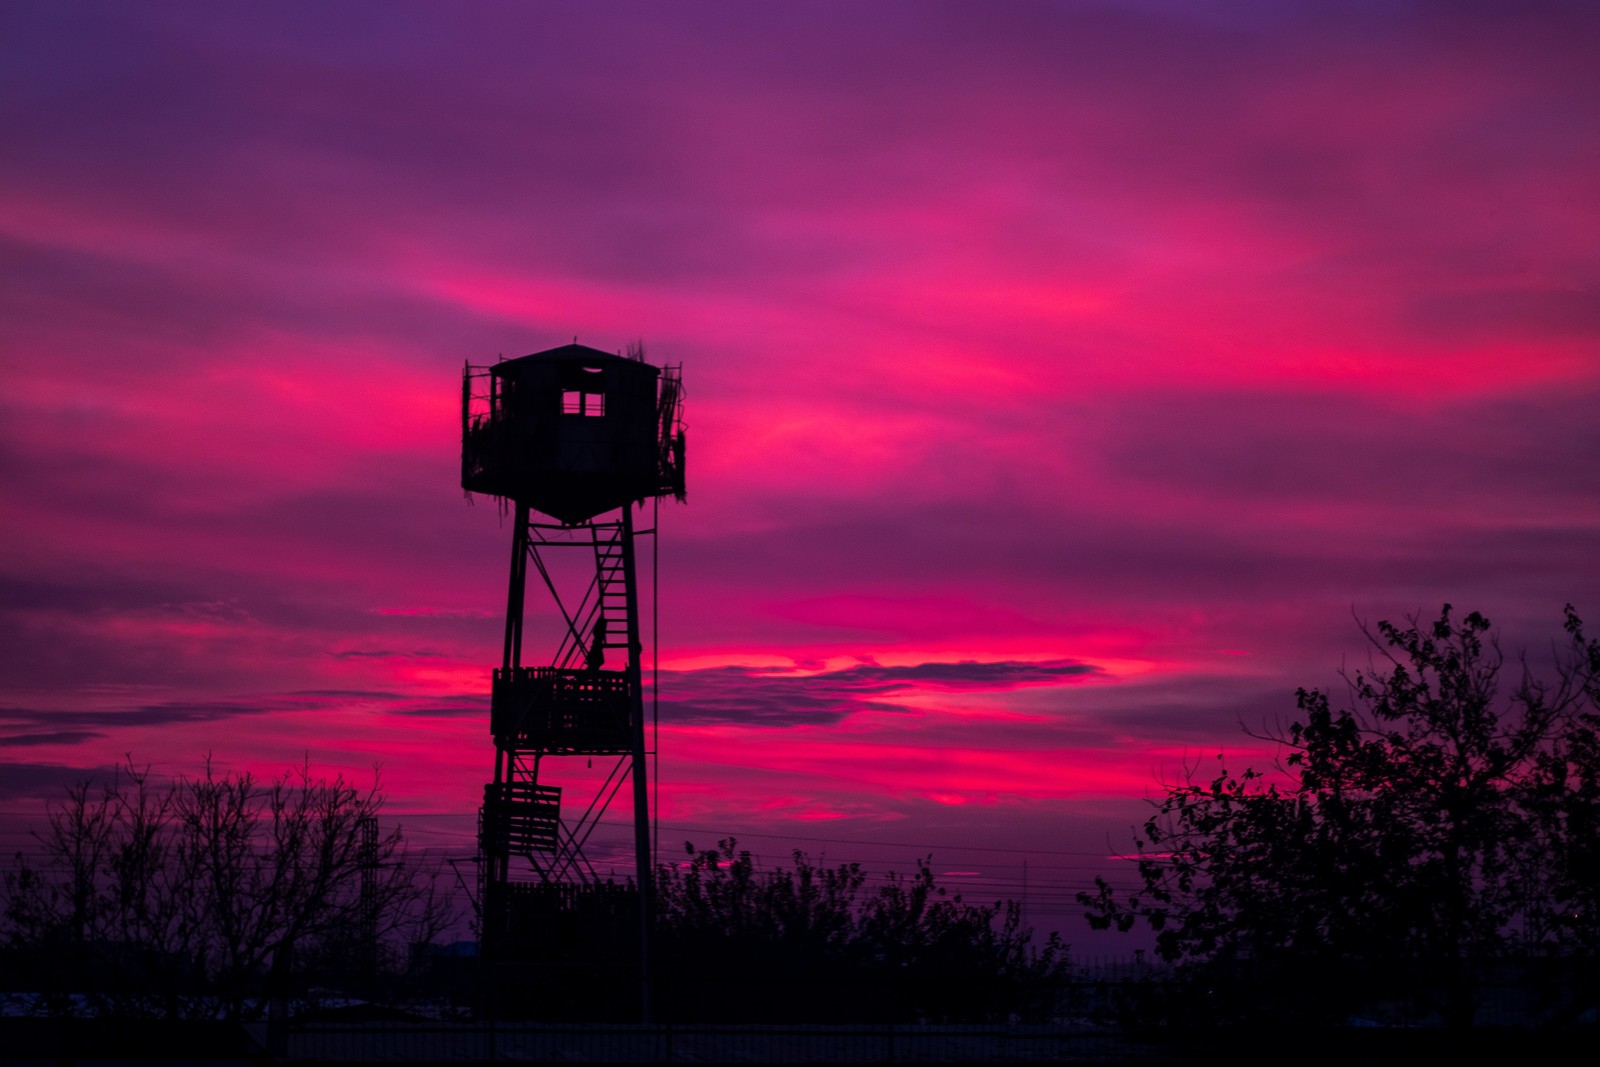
4;1;1599;949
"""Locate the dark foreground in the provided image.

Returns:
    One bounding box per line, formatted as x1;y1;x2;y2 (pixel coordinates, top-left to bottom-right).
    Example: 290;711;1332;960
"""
0;1018;1591;1065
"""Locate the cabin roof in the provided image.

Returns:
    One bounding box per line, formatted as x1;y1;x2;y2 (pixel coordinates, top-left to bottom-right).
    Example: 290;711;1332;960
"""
493;342;637;373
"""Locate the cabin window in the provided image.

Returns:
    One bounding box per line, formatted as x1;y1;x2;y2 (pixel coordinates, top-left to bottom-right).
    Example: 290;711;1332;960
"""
562;388;605;416
560;365;607;416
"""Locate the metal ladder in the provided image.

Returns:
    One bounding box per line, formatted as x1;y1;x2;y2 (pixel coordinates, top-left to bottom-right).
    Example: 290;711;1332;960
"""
590;523;631;667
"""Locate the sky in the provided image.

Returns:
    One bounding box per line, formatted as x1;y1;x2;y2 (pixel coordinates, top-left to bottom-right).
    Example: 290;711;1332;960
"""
3;0;1599;950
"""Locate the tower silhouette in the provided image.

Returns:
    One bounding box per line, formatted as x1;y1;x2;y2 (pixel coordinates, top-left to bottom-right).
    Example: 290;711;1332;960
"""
461;342;684;1018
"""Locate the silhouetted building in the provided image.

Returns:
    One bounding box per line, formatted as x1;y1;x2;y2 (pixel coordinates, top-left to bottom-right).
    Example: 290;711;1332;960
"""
461;342;684;1020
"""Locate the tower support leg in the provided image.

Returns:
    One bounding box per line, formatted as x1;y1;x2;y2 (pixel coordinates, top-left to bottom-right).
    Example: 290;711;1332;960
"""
477;506;654;1021
622;503;653;1022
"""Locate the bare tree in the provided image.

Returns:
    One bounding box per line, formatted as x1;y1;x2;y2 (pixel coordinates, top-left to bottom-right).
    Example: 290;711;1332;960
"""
2;760;454;1019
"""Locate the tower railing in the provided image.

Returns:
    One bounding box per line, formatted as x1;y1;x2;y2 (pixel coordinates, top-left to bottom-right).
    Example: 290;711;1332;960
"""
490;666;632;753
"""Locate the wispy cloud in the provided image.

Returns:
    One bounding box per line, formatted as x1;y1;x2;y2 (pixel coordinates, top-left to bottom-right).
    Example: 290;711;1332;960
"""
0;730;105;748
658;659;1102;727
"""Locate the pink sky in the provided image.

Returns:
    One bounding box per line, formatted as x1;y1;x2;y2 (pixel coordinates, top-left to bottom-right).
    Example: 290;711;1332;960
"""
3;1;1599;947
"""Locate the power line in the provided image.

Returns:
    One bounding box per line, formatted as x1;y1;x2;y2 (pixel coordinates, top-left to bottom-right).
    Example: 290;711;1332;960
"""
377;815;1130;861
649;823;1132;861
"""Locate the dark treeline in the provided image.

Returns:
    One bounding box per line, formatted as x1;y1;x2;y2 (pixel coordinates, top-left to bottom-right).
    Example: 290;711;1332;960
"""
0;769;1065;1023
651;838;1067;1022
474;843;1070;1024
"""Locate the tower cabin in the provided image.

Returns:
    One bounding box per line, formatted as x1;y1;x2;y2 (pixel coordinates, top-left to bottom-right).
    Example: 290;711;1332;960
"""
462;342;684;525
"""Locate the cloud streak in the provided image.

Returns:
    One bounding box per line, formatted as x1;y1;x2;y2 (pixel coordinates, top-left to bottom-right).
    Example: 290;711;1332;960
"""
658;659;1103;727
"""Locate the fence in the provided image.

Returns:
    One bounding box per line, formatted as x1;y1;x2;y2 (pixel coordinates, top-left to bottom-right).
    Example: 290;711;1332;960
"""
279;1021;1143;1063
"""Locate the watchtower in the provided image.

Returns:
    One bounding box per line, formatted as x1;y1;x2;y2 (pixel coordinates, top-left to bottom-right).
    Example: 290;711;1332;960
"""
462;341;684;1018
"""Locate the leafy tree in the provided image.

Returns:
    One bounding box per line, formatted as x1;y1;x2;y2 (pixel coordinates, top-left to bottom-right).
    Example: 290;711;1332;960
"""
1079;605;1600;1028
0;760;453;1019
654;838;1067;1022
1526;611;1600;958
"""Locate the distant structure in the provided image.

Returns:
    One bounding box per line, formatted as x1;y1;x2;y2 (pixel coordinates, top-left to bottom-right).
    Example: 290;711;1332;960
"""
461;341;685;1019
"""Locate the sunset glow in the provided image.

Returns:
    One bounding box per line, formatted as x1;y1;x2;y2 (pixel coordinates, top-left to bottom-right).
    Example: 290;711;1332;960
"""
4;1;1598;945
